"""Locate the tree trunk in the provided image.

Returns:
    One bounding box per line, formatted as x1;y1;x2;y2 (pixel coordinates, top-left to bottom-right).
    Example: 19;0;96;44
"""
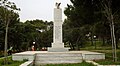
90;33;94;46
102;37;105;46
70;43;75;50
116;37;119;49
110;15;117;62
4;23;9;65
76;37;80;50
100;0;117;62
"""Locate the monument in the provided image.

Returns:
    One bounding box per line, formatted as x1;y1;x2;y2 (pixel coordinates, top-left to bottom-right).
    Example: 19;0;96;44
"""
48;2;68;52
12;1;105;65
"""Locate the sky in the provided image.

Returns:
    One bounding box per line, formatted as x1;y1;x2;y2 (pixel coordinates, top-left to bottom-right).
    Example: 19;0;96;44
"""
10;0;71;22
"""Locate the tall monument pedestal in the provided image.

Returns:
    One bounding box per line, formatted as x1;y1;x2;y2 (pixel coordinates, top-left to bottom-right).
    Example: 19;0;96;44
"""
48;5;68;52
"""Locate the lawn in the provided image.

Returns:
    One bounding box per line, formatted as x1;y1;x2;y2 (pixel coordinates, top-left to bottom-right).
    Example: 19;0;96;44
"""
81;44;120;65
0;56;25;66
93;50;120;65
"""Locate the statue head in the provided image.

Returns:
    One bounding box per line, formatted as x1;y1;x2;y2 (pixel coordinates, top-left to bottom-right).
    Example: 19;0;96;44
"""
56;2;61;9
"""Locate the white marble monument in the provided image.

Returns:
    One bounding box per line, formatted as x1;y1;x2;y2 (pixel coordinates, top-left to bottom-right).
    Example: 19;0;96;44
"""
48;2;68;52
12;1;105;64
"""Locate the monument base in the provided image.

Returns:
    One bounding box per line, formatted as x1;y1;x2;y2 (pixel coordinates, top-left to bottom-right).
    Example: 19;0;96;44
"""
48;43;69;52
13;51;105;65
48;48;69;52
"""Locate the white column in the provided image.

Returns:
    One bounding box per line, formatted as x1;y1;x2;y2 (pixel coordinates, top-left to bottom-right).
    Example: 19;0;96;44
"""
48;8;68;52
53;8;63;43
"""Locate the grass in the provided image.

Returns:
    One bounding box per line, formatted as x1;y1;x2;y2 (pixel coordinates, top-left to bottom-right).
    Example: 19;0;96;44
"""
81;40;113;50
0;56;25;66
44;61;96;66
92;50;120;65
95;60;120;65
81;41;120;65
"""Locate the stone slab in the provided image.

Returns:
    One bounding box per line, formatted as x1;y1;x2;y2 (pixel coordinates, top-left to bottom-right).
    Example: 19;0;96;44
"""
80;51;105;61
12;51;42;61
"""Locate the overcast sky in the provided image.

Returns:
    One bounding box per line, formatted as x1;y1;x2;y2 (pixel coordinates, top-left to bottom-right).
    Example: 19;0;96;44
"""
10;0;71;22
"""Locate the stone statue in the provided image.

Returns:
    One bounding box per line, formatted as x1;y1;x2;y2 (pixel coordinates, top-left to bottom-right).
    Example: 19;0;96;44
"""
56;2;61;9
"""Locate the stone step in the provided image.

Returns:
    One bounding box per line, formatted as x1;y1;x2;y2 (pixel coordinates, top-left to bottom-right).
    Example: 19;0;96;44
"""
36;53;82;56
35;60;82;64
35;57;82;61
36;59;82;61
35;53;83;65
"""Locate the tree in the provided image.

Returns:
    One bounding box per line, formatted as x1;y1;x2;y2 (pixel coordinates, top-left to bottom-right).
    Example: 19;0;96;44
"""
64;0;98;50
8;22;25;51
98;0;120;62
63;19;88;50
0;0;20;65
64;0;120;62
19;20;53;51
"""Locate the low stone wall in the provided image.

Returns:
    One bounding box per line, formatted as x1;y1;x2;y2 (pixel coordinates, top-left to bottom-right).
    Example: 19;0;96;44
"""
12;51;36;61
12;54;35;61
83;54;105;60
82;51;105;61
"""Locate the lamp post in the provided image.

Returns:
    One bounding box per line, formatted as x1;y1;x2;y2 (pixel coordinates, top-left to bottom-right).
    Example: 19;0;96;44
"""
32;42;35;51
36;29;45;50
94;35;96;49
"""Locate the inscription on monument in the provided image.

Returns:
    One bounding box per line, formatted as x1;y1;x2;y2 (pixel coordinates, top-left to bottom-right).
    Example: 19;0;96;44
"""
55;26;61;41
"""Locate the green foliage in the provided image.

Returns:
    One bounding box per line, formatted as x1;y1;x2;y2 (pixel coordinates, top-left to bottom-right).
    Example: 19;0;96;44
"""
63;0;120;50
18;20;53;51
0;57;24;66
63;0;99;50
0;6;20;51
0;17;53;51
0;0;20;65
